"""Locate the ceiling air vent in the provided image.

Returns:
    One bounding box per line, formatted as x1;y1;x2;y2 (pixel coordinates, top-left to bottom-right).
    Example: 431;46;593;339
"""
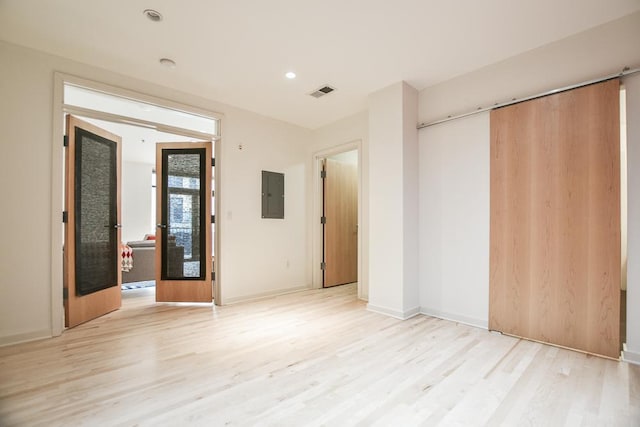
309;85;336;98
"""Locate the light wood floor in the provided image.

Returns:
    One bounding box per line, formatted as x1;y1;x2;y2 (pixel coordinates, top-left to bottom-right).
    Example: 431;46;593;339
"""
1;284;638;426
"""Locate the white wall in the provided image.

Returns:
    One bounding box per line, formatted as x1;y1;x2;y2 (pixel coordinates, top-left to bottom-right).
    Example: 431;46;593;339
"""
624;73;640;364
368;83;404;315
121;161;154;243
402;83;420;312
312;112;368;152
417;13;640;338
419;12;640;125
367;82;419;318
0;40;313;345
0;42;53;343
311;111;369;299
220;112;309;303
419;113;490;327
329;149;357;164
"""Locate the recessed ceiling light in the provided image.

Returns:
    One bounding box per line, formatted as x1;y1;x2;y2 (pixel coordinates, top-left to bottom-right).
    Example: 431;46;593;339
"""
143;9;163;22
285;72;296;79
159;58;176;68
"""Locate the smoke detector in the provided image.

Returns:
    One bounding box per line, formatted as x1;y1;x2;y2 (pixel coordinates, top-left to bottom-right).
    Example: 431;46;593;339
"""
309;85;336;98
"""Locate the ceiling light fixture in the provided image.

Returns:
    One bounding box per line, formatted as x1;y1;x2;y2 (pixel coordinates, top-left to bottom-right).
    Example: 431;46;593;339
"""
143;9;163;22
285;71;296;79
159;58;176;68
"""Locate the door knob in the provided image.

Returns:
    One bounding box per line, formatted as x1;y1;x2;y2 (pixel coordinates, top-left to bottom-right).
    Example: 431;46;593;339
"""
157;224;167;229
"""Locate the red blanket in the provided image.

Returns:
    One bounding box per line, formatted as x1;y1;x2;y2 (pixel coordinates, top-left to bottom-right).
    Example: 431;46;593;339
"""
120;244;133;272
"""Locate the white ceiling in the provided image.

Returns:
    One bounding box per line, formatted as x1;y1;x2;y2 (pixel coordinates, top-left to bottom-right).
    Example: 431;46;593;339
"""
1;0;639;129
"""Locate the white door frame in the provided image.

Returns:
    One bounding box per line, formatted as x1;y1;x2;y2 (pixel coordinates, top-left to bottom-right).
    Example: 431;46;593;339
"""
51;73;223;337
312;140;364;299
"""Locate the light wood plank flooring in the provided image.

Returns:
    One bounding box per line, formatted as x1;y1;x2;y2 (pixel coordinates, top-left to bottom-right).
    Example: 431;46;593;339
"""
1;284;639;426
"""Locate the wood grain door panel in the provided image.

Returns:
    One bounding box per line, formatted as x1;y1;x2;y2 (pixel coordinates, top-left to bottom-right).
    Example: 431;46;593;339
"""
489;80;621;358
64;115;122;328
323;158;358;287
155;142;213;302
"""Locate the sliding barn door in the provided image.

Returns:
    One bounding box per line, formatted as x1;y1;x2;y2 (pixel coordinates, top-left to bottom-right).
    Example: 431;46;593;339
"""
489;79;621;358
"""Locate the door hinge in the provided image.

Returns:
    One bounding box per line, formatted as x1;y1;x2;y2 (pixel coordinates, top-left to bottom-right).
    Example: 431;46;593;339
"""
321;216;326;224
63;135;69;147
320;262;326;271
320;170;326;179
63;287;68;300
211;215;215;224
211;271;215;281
62;211;68;223
211;158;215;167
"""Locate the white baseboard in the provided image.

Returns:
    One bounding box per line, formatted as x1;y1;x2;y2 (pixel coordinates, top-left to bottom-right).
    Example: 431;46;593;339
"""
366;304;421;320
224;285;309;305
622;347;640;365
0;329;52;347
420;307;488;330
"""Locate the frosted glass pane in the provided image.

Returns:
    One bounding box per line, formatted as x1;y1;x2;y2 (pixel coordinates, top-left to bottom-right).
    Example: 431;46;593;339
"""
75;128;118;295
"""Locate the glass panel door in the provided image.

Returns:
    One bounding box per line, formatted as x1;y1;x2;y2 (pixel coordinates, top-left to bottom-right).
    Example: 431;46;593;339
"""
161;150;206;280
64;115;122;328
155;142;212;302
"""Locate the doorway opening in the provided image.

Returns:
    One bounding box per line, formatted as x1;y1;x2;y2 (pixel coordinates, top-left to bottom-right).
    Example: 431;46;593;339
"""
621;84;628;350
313;142;363;297
322;150;358;287
67;118;204;290
55;75;221;330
